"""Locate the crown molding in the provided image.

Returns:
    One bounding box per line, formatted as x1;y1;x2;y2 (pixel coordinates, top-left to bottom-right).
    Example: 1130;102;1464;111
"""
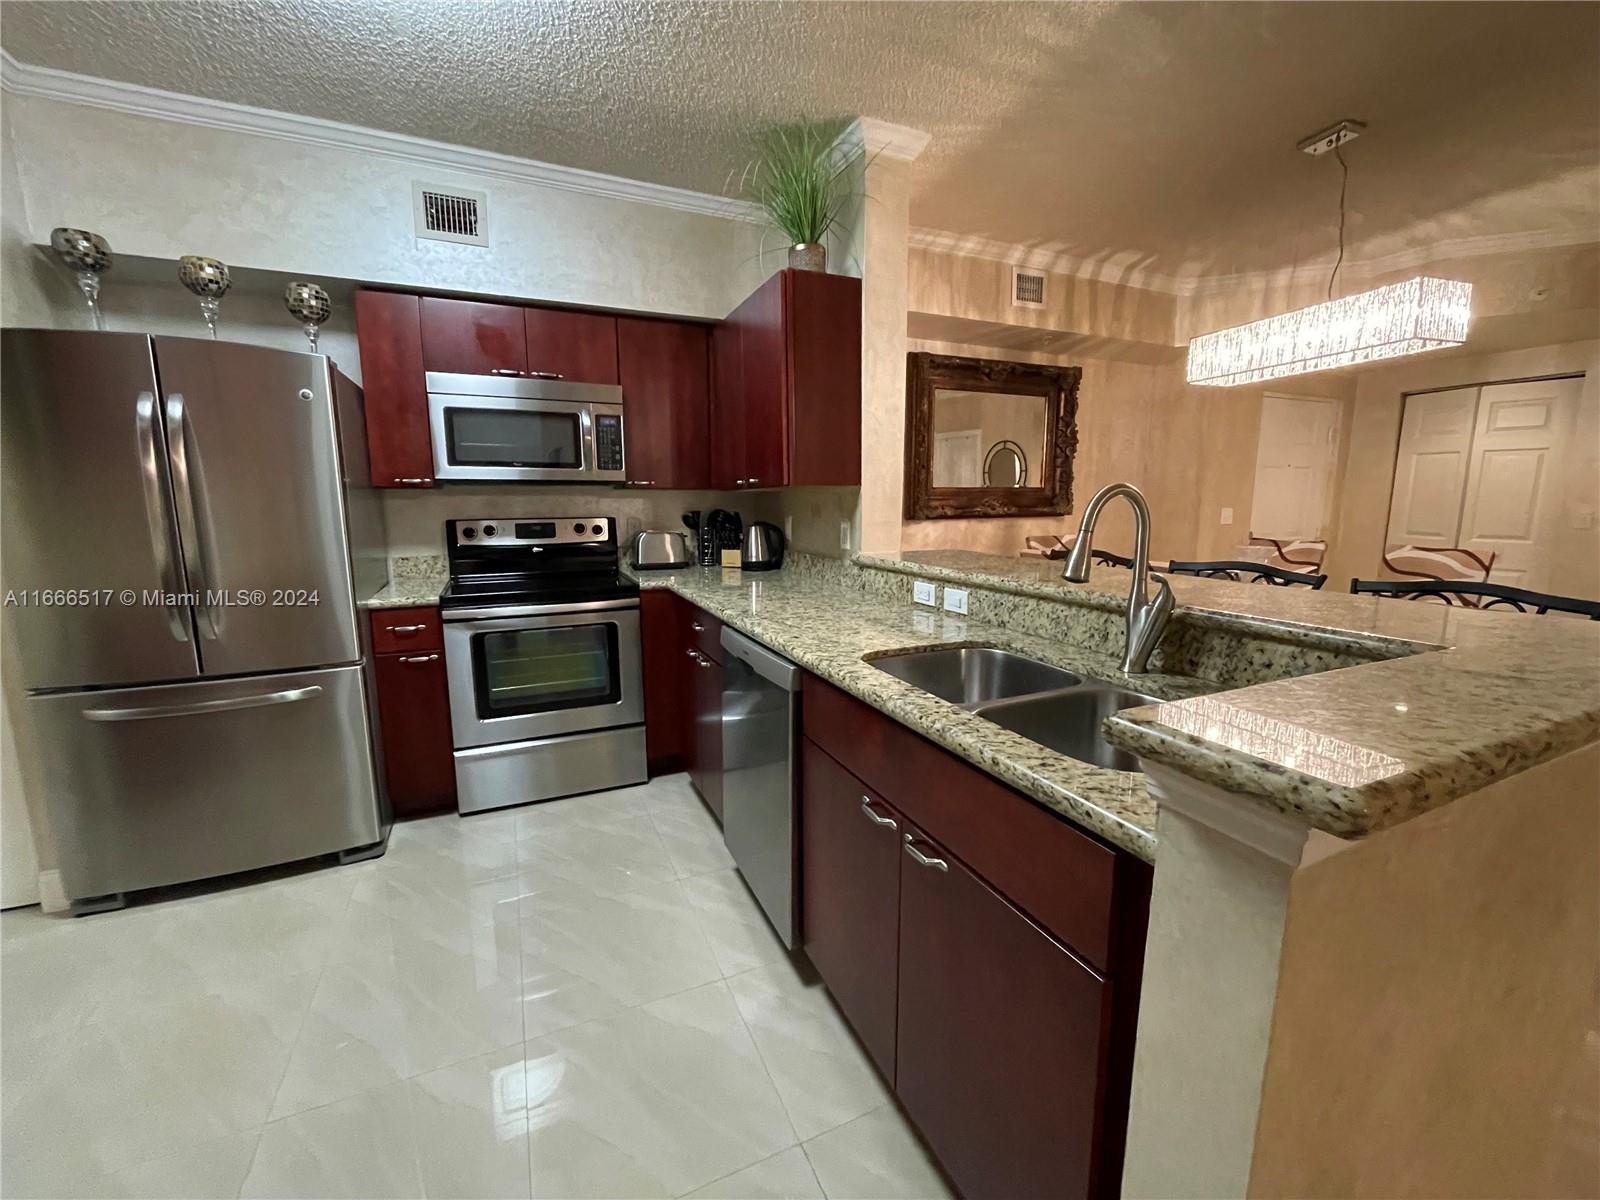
0;50;763;223
835;117;932;163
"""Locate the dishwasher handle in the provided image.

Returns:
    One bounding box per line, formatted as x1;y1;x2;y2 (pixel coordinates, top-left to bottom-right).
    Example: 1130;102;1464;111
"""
720;627;800;691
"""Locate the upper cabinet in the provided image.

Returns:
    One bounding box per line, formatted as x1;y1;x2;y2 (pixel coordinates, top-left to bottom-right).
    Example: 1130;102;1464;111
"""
617;317;710;489
353;289;434;488
713;269;862;490
525;308;620;384
418;297;527;375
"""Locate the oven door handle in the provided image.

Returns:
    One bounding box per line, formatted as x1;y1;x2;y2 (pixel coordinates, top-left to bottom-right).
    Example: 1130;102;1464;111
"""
442;599;640;626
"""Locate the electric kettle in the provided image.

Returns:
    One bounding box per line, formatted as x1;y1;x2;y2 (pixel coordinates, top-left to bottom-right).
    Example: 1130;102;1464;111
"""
741;521;786;571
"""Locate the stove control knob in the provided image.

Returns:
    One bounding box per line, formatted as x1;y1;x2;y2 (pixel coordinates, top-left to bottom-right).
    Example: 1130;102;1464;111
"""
573;522;585;534
482;524;498;537
461;527;477;540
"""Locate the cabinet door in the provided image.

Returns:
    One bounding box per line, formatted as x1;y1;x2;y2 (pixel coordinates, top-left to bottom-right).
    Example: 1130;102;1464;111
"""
354;290;434;487
617;317;710;489
524;307;619;384
687;647;723;821
787;270;862;486
641;591;687;773
419;297;528;375
897;825;1111;1200
737;272;789;488
710;318;745;490
800;738;901;1077
372;649;456;819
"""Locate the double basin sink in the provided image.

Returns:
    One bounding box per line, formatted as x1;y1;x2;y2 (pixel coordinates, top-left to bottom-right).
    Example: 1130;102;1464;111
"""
869;647;1158;772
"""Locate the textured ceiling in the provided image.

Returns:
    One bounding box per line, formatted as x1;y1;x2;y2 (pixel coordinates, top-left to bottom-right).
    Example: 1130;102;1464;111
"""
3;1;1596;277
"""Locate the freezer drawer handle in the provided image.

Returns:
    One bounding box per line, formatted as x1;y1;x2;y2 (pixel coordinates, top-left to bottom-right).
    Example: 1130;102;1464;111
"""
134;392;190;644
82;684;324;722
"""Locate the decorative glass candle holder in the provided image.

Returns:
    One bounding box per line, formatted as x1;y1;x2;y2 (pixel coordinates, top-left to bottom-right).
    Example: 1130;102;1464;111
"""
178;255;231;339
50;228;113;330
283;281;332;352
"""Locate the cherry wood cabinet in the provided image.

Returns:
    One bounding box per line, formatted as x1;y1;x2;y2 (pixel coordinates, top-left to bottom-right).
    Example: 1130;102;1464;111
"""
714;269;862;490
353;290;435;488
418;297;528;375
683;605;723;820
369;606;442;655
800;738;902;1077
617;317;710;489
801;673;1151;1198
369;612;455;819
524;307;619;384
641;591;688;774
897;819;1111;1200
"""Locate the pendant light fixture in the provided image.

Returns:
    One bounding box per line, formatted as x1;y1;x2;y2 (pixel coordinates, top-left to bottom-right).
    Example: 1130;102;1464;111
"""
1186;121;1472;387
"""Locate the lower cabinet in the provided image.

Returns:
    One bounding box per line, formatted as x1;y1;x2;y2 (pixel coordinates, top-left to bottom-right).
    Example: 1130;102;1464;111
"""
641;591;688;774
800;739;901;1077
371;647;456;819
687;639;723;821
897;820;1111;1200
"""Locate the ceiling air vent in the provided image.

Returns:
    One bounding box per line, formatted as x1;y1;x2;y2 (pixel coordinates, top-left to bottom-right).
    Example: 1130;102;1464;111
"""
1012;266;1046;309
413;182;488;246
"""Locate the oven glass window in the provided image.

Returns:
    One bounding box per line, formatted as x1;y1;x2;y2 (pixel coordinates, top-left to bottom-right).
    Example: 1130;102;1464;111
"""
474;623;619;718
446;407;583;469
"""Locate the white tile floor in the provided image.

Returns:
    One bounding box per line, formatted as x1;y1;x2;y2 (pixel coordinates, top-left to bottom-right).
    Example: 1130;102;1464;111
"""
0;775;954;1200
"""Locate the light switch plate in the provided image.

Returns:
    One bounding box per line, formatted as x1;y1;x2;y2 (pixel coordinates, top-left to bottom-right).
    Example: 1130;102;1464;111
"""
1220;507;1234;525
943;586;969;615
913;580;937;606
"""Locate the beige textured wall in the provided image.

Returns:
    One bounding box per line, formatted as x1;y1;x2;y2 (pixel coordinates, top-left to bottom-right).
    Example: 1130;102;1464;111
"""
1326;339;1599;597
856;153;913;554
1249;742;1600;1199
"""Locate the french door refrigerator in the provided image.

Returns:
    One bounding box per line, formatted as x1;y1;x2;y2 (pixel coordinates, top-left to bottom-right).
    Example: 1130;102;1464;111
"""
1;330;389;911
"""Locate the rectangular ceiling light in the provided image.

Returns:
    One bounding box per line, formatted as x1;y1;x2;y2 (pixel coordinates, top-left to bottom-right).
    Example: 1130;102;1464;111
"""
1186;276;1472;387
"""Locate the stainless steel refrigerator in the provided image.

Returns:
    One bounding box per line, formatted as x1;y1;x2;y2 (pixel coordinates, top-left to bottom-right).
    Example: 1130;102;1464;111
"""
1;330;390;911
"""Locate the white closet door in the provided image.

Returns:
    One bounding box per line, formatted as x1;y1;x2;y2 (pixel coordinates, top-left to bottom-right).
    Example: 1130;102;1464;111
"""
1250;395;1339;539
1385;387;1479;548
1457;377;1582;589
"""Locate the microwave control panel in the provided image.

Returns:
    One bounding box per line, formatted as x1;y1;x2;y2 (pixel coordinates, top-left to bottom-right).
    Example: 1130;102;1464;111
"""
595;414;624;472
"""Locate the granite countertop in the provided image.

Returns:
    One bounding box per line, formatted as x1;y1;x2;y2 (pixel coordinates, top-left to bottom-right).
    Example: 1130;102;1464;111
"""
634;565;1217;862
861;550;1600;840
363;574;448;609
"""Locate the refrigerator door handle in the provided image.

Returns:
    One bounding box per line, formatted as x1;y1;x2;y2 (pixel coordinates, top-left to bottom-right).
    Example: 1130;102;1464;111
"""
81;684;324;722
135;392;191;644
164;392;220;641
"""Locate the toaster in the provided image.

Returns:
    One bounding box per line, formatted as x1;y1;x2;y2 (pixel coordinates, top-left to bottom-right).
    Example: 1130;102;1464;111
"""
631;530;691;570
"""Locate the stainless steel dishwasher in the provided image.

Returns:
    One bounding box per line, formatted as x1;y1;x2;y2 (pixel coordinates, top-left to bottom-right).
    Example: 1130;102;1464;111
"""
720;627;801;948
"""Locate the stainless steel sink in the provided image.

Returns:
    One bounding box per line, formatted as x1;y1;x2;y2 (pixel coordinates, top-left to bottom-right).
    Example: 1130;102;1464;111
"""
869;647;1083;706
973;686;1160;772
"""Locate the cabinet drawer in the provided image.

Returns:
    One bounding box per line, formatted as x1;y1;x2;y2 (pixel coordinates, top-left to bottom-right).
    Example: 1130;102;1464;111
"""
369;606;443;654
803;674;1117;971
685;606;723;664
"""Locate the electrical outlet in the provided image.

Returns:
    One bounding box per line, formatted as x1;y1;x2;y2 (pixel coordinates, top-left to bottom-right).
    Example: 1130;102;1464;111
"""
943;586;969;615
1220;507;1234;526
839;521;851;551
784;515;794;541
912;610;935;634
913;580;937;606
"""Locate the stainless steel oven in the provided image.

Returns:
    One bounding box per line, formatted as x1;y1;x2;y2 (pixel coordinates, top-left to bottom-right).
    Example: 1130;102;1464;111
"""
427;372;626;484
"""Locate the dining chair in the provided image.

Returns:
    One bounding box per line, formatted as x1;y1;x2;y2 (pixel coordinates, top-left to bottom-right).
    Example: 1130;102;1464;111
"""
1349;578;1600;619
1166;559;1328;589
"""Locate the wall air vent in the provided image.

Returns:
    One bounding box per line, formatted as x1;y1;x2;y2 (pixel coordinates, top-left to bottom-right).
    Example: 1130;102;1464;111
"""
412;182;488;246
1012;266;1046;309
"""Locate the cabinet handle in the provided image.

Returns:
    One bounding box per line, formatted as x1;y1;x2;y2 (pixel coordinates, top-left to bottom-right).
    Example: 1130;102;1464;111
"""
629;480;657;487
903;835;949;872
745;478;761;486
860;797;898;831
490;368;564;380
399;653;439;664
685;648;701;661
696;654;714;669
690;622;706;632
390;477;430;485
386;624;428;634
735;478;748;486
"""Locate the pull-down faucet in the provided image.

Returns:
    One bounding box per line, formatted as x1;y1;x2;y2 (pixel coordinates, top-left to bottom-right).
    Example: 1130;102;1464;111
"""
1062;482;1174;674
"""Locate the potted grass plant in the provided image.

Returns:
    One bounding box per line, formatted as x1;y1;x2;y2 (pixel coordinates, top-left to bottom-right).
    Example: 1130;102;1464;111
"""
738;121;850;273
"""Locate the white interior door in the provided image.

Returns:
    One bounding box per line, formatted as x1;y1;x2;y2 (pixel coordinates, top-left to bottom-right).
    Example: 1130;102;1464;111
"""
933;429;983;488
1250;395;1338;539
1386;387;1479;547
1456;377;1582;590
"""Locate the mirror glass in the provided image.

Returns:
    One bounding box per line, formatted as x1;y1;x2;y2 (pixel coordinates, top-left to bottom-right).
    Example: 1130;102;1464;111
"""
929;389;1047;488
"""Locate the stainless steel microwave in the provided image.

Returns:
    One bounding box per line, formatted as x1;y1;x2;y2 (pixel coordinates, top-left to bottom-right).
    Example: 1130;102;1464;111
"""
427;372;626;483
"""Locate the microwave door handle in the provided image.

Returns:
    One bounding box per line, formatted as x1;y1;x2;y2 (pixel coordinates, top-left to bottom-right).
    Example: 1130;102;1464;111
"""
579;406;595;472
164;392;220;640
135;392;191;643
